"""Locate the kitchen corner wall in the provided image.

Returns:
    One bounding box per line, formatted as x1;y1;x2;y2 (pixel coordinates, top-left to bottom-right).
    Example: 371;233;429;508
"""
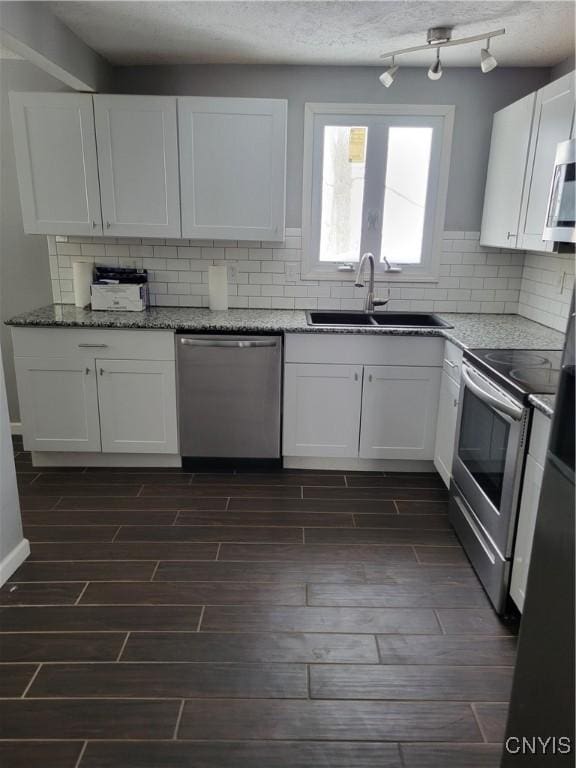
518;251;575;332
48;231;523;314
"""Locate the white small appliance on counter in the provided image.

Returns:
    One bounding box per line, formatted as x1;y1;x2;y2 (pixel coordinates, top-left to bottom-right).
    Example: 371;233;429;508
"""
90;266;149;311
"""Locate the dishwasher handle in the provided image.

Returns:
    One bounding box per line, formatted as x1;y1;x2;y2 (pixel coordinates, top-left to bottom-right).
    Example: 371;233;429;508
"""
180;338;278;349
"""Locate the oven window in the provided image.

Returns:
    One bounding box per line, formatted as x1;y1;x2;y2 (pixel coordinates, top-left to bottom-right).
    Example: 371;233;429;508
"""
458;388;510;508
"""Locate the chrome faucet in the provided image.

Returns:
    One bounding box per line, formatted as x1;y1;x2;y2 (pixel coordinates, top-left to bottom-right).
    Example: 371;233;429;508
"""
354;252;389;313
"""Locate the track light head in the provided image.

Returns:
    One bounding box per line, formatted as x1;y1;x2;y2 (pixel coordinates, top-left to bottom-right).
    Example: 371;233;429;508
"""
379;57;399;87
480;39;498;73
428;49;443;80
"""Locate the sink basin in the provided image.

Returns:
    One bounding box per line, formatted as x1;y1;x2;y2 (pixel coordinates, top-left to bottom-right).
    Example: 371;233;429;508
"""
371;312;452;328
306;311;375;326
306;310;452;329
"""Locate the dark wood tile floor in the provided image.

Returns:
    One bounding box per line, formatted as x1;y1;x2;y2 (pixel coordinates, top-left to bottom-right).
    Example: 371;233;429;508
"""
1;435;518;767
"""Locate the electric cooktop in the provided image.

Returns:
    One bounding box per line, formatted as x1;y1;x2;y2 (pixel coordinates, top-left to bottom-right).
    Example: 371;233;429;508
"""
464;348;564;402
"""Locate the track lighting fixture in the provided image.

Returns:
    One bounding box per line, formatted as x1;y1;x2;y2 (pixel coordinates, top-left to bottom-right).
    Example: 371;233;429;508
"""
379;56;399;87
378;26;504;86
480;39;498;73
427;48;443;80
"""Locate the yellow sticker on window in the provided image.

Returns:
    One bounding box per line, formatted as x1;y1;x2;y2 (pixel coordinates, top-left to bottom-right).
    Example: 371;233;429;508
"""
348;127;367;163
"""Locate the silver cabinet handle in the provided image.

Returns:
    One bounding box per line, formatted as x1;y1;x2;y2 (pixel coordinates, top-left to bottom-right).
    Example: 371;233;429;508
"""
461;364;523;421
354;372;358;381
92;220;97;229
507;231;516;239
180;338;278;349
78;344;108;348
85;367;91;375
444;359;458;369
99;368;105;376
106;222;111;229
368;374;373;382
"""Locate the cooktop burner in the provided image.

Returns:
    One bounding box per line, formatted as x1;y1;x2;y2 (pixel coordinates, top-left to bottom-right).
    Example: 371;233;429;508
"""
485;350;551;367
464;348;563;402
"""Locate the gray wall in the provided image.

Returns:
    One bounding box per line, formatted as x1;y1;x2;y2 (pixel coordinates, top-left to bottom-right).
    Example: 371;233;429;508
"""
114;64;550;230
0;60;67;421
551;56;575;80
0;1;112;91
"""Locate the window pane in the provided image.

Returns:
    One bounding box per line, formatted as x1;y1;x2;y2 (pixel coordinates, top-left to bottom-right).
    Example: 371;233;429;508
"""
380;127;432;264
319;126;367;262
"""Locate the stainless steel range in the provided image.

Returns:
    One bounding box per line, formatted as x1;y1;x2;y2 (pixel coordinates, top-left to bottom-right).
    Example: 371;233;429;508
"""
449;347;562;614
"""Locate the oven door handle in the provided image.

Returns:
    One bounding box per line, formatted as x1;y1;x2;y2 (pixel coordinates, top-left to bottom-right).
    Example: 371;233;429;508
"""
461;364;524;421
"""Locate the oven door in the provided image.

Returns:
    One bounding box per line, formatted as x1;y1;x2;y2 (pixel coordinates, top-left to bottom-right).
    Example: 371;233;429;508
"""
452;363;529;557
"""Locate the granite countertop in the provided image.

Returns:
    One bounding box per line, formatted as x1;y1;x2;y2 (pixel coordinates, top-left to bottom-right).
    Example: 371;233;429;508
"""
5;304;567;349
528;393;556;419
7;305;565;415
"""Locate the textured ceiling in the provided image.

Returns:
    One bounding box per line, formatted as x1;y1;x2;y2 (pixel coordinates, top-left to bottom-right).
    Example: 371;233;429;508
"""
48;1;575;67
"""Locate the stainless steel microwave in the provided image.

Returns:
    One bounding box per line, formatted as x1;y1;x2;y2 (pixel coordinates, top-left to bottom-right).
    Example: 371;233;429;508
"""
543;138;575;243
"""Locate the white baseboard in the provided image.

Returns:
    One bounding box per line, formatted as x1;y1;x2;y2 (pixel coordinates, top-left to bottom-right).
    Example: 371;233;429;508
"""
10;422;22;435
0;538;30;587
283;456;436;472
31;451;182;468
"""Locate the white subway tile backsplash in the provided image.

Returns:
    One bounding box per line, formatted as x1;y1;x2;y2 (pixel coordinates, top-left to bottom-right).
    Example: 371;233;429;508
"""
46;228;534;318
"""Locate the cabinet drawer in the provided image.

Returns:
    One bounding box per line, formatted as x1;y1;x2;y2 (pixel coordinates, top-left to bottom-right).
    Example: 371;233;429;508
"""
12;327;175;361
442;341;463;383
285;333;443;366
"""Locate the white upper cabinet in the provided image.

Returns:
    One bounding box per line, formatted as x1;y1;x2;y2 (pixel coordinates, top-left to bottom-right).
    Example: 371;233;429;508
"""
480;73;575;251
94;95;181;238
480;92;535;249
518;73;575;252
178;97;287;241
9;92;102;236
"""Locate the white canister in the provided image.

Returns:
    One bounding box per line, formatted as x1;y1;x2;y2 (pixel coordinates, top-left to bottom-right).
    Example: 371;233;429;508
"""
208;265;228;311
72;261;93;308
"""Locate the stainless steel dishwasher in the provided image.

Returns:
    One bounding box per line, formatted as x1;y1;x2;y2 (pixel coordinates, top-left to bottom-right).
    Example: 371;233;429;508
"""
177;334;282;459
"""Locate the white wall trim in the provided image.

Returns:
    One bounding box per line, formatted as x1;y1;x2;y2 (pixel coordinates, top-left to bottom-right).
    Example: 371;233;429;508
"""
10;421;22;435
0;538;30;587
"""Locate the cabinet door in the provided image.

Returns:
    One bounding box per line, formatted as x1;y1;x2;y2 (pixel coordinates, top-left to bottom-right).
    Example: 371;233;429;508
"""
359;366;441;460
15;357;100;452
283;364;362;457
94;95;181;238
480;92;535;249
97;359;178;454
179;97;287;241
519;73;575;252
433;371;460;487
9;93;102;236
510;454;545;613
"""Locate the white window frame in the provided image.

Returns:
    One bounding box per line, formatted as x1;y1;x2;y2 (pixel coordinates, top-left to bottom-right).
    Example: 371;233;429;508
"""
301;103;455;282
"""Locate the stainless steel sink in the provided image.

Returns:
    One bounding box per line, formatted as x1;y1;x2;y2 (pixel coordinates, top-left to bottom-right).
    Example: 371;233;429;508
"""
306;310;453;329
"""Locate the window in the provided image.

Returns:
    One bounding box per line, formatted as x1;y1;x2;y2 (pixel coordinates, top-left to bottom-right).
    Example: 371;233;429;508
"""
302;104;454;281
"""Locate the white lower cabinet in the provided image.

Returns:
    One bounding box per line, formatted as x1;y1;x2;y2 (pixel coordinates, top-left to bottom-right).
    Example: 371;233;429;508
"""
97;360;177;453
282;335;443;464
283;364;362;457
359;366;441;460
433;371;460;487
15;357;101;452
13;328;178;457
510;411;551;612
510;455;544;612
